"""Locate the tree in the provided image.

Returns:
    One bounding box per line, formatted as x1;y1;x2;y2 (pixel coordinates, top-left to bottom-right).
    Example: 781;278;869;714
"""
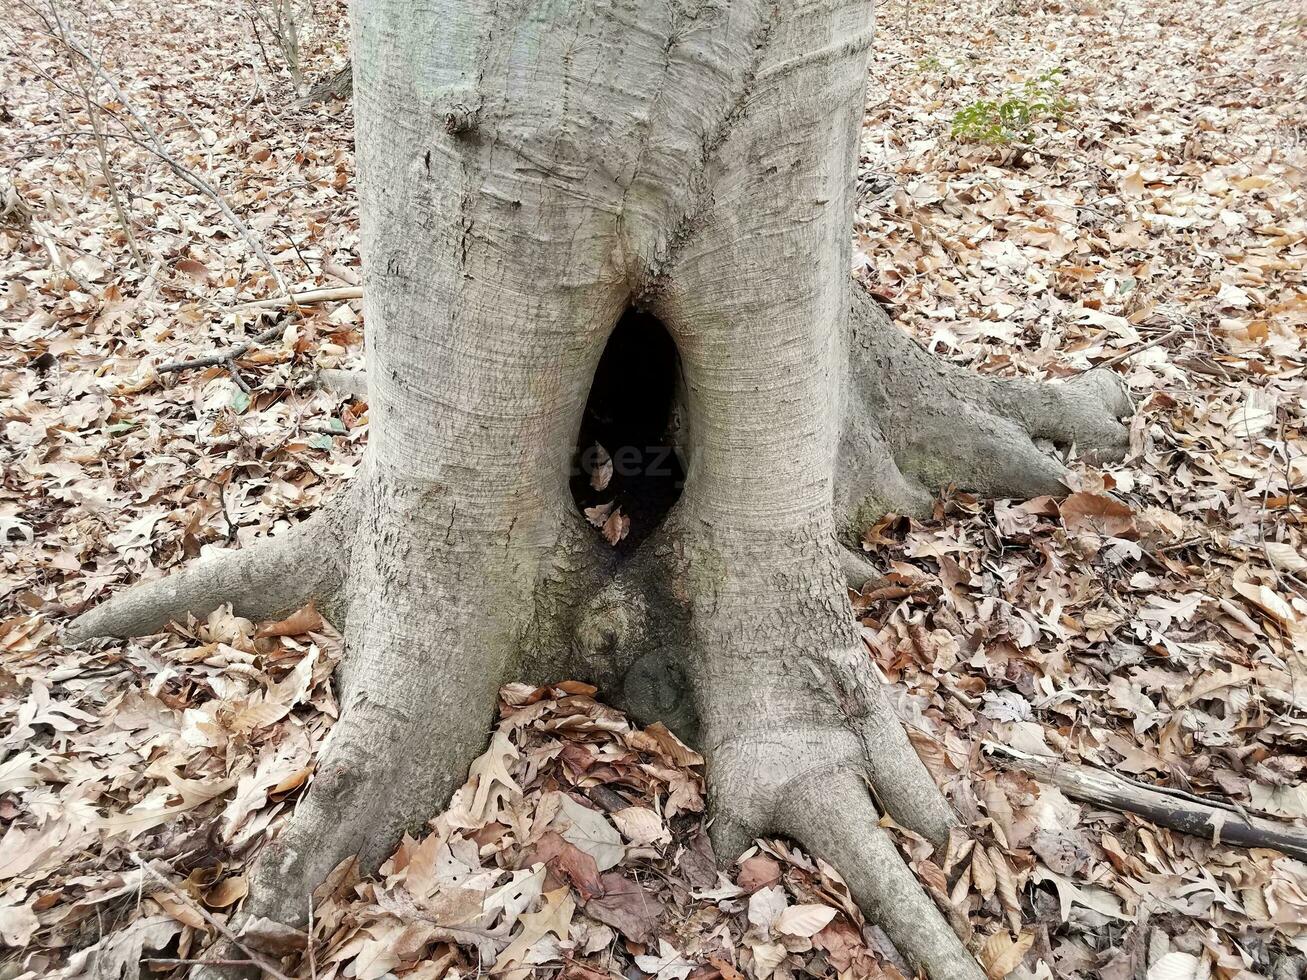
71;2;1131;976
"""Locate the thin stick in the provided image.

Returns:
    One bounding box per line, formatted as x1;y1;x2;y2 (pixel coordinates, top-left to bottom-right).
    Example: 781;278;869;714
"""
156;322;286;377
49;0;144;273
145;958;264;968
232;285;362;310
51;24;288;294
1095;326;1185;369
986;744;1307;862
307;895;317;980
131;854;293;980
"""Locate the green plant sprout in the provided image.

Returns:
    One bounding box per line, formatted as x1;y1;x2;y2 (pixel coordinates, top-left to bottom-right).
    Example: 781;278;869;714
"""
950;67;1073;145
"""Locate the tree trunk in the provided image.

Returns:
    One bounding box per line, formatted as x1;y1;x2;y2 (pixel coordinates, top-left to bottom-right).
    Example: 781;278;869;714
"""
71;2;1131;976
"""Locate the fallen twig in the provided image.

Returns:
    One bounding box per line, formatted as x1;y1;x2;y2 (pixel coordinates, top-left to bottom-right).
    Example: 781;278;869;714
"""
131;854;293;980
156;322;287;379
44;17;288;294
321;258;360;286
232;285;362;310
145;958;264;969
986;743;1307;862
1095;326;1186;369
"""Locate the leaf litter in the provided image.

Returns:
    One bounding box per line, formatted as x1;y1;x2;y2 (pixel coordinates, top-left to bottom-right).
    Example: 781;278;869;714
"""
2;0;1306;976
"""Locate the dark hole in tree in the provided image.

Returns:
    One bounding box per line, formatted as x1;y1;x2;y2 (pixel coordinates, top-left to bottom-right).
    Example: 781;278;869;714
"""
571;308;685;551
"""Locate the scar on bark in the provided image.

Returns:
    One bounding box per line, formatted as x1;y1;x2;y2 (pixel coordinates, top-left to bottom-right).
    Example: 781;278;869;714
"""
65;299;1129;980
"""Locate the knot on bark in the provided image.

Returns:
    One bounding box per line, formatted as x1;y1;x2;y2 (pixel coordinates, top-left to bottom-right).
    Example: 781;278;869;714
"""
435;86;481;137
443;105;478;136
313;763;361;807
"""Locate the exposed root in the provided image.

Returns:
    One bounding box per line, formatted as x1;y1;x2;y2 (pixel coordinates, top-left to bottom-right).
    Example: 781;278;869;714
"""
821;649;959;849
316;367;368;399
66;490;356;642
838;544;886;591
983;365;1134;462
777;769;985;980
838;288;1132;530
702;708;975;978
193;474;549;979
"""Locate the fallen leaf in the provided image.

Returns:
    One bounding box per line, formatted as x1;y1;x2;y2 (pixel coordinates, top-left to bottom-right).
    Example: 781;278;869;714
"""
256;601;324;637
775;903;838;938
979;930;1033;979
1059;492;1138;540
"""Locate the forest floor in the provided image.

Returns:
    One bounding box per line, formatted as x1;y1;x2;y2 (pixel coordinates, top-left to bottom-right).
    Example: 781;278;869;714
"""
1;0;1305;978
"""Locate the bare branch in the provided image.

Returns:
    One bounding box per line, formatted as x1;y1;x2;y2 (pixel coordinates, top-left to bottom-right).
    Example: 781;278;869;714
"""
232;285;362;310
987;743;1307;863
49;20;289;294
155;322;288;378
47;0;145;272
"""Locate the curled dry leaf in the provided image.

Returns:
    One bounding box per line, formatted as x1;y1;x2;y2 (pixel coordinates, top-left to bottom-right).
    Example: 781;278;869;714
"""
255;600;324;637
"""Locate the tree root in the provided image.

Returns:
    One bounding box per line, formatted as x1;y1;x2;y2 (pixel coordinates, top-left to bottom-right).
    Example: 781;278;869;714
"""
315;367;368;399
66;489;356;641
778;769;985;979
838;545;885;591
702;691;979;979
837;288;1132;532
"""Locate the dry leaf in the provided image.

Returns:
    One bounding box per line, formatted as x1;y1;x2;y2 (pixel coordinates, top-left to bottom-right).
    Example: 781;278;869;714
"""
1147;952;1205;980
256;600;324;637
1059;492;1138;540
775;903;838;938
979;930;1034;979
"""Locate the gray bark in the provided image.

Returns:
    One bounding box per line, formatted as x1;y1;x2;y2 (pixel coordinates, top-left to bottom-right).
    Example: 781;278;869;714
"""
68;2;1131;977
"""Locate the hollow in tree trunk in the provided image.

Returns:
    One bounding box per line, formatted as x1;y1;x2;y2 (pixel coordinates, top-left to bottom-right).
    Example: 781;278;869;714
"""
71;2;1131;975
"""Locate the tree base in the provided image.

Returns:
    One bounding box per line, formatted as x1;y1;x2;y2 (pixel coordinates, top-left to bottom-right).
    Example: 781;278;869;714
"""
67;289;1131;980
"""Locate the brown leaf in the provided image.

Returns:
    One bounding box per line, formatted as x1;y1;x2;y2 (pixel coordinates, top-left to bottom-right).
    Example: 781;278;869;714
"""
174;257;211;281
203;874;248;908
601;507;630;546
256;600;324;638
738;854;782;893
707;956;746;980
679;829;718;889
584;501;614;528
584;872;659;943
1059;492;1138;540
530;831;604;900
979;930;1034;978
240;916;309;955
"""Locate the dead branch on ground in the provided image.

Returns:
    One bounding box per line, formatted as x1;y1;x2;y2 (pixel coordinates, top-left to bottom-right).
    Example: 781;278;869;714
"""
987;743;1307;863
